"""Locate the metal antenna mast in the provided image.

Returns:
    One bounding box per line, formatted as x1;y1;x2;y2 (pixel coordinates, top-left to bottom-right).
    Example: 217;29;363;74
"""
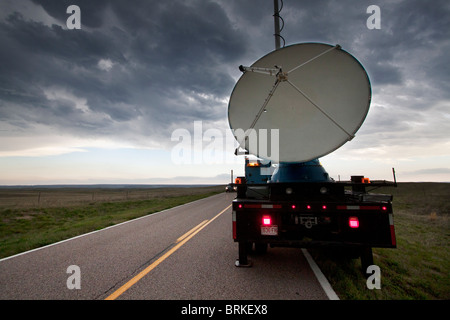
274;0;281;49
273;0;284;50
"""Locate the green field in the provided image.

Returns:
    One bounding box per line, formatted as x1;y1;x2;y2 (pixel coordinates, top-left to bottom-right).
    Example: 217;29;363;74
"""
310;182;449;300
0;185;224;259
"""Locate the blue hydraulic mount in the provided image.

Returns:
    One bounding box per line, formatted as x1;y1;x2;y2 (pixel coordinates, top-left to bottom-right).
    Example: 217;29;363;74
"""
245;158;331;184
270;159;332;183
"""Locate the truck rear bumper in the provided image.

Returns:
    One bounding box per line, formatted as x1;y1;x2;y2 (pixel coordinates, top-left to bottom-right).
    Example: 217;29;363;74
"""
232;200;397;248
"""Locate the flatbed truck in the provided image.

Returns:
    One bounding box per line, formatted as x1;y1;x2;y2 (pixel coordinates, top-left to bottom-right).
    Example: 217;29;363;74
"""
232;159;397;271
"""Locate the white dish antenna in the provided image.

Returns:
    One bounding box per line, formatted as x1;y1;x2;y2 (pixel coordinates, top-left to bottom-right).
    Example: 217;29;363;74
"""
228;43;371;163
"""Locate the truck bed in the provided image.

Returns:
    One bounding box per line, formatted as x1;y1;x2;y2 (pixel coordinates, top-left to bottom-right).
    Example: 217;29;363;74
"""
232;181;396;268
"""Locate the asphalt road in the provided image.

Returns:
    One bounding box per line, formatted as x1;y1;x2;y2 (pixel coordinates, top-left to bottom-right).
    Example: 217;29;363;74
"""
0;193;334;300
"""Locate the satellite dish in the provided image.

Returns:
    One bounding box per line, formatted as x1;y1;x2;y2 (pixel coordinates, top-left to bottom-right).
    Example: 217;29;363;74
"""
228;43;371;163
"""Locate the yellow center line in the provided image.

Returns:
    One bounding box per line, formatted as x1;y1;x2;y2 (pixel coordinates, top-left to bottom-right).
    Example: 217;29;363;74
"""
105;204;231;300
176;220;209;243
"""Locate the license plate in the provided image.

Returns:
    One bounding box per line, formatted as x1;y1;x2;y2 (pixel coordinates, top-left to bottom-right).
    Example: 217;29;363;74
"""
261;226;278;236
300;217;318;229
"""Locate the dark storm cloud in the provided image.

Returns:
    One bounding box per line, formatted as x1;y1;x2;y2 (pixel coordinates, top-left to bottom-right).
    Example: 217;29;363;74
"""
268;0;450;89
0;0;449;153
30;0;110;28
0;12;130;135
0;0;247;145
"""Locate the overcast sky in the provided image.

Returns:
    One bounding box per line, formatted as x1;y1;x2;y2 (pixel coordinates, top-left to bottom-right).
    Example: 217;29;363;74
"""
0;0;449;185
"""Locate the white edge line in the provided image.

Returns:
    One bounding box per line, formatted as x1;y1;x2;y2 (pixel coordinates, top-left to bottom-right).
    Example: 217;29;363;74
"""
0;193;222;262
301;248;340;300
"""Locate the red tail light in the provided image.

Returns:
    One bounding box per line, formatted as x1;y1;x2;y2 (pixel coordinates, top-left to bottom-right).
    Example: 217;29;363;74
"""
349;217;359;228
262;216;272;225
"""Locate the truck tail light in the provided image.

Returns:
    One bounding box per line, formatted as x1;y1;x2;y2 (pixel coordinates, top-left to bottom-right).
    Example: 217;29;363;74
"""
262;215;272;226
349;217;359;228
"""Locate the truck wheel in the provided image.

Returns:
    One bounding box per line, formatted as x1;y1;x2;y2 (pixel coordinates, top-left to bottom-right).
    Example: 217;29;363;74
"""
360;247;374;274
254;242;268;254
235;241;252;267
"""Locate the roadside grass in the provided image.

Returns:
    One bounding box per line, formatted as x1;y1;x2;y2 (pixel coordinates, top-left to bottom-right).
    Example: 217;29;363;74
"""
310;182;449;300
0;186;223;259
